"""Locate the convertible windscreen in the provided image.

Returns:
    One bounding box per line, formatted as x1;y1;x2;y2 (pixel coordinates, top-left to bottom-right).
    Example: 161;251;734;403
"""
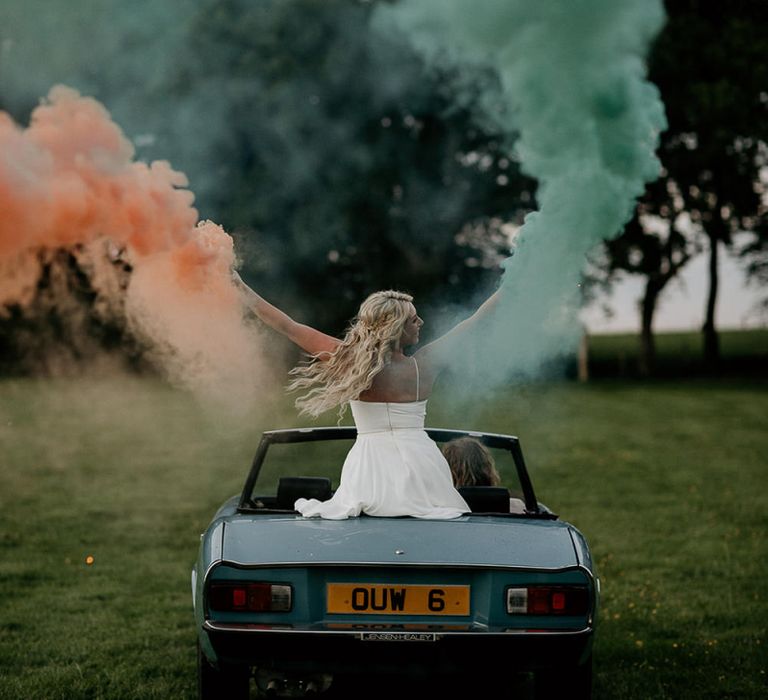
237;428;548;517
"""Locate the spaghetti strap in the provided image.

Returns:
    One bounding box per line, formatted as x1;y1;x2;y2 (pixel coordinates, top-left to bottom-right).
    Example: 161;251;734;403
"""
413;356;420;401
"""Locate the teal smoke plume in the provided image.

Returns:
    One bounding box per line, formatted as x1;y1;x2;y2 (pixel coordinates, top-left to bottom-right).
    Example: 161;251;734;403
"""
377;0;667;377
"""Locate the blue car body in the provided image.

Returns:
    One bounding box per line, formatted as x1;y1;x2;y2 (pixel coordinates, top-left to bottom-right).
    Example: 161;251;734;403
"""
192;427;598;698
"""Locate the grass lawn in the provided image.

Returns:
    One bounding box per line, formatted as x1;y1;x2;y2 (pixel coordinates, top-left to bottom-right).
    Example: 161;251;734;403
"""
0;375;766;698
586;328;768;378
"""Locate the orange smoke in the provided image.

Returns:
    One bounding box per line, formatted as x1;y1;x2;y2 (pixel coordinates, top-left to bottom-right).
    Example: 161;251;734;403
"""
0;86;198;260
0;86;266;405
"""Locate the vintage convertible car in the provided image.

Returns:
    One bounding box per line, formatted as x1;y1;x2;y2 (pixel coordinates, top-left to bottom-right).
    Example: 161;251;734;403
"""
192;427;598;699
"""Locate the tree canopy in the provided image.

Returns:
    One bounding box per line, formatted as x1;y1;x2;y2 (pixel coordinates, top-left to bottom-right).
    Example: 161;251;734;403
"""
173;0;534;332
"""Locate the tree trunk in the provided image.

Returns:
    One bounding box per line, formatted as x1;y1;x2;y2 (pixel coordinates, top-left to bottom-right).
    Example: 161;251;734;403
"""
639;277;663;377
578;331;589;382
702;228;721;372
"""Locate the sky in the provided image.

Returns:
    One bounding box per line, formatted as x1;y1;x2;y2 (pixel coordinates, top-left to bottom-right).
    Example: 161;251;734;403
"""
581;244;766;333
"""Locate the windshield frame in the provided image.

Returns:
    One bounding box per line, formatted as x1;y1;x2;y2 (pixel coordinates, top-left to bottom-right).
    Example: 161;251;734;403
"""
236;427;544;516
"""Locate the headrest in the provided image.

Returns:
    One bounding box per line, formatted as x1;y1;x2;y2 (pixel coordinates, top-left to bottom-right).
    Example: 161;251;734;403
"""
458;486;512;514
277;476;333;510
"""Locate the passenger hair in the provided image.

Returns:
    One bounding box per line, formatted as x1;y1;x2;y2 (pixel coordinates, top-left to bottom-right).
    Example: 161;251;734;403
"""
442;437;501;487
288;290;414;419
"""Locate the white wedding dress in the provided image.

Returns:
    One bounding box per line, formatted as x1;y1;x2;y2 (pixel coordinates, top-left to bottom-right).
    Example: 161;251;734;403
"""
295;361;469;520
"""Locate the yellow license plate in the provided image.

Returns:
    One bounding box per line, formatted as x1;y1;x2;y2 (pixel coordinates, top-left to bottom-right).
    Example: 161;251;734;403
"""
327;583;470;616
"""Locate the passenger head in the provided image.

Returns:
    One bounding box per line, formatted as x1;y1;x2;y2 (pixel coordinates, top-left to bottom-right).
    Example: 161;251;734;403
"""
442;437;501;487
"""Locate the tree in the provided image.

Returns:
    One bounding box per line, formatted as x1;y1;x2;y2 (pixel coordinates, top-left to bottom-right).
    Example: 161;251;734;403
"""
601;186;694;376
598;0;768;374
738;140;768;314
651;0;768;369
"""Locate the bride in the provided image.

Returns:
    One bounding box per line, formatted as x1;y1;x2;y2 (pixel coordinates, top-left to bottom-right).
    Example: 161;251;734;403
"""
234;275;499;519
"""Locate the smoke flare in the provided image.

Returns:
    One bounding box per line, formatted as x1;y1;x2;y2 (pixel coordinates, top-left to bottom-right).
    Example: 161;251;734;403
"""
377;0;667;378
0;86;267;406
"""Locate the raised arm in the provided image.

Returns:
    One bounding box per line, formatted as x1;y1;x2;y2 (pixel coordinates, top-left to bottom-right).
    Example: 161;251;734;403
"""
415;288;501;370
233;273;339;356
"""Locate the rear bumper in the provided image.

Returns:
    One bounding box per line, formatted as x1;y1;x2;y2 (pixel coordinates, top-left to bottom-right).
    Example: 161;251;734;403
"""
202;621;594;674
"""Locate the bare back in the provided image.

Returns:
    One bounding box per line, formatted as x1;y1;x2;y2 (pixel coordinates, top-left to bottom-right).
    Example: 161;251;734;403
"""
357;355;438;403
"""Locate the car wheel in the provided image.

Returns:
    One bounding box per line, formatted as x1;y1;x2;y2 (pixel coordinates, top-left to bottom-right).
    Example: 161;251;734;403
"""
534;653;592;700
197;640;250;700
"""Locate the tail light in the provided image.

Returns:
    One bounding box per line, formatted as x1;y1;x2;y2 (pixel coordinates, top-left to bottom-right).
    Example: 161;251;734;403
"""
209;582;292;612
506;586;589;615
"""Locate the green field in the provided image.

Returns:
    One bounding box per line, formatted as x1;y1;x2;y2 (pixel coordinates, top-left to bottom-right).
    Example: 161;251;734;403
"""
587;328;768;378
0;375;766;698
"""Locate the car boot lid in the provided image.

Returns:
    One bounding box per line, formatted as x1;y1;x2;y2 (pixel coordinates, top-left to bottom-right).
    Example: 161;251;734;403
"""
220;515;579;570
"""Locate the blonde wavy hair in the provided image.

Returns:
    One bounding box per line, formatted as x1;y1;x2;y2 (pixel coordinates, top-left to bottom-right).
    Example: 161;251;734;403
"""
288;290;415;418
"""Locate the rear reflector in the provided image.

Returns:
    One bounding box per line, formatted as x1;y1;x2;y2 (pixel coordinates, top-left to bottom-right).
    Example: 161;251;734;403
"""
506;586;589;615
209;582;292;612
